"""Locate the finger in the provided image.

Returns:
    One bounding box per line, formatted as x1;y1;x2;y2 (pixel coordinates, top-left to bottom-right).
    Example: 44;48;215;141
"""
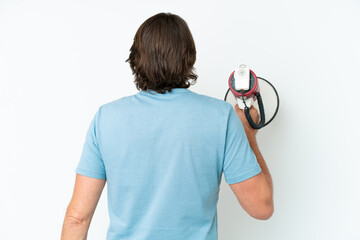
234;104;243;111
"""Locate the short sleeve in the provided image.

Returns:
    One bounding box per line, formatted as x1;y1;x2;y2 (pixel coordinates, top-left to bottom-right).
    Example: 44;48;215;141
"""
75;108;106;179
222;105;262;184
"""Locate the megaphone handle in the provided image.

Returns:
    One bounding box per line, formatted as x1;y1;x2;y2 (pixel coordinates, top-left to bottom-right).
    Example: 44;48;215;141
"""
244;92;265;129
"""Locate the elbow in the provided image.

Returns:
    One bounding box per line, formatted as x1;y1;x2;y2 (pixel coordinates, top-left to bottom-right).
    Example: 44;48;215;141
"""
61;213;89;240
64;208;90;226
252;207;274;220
250;201;274;220
64;214;86;225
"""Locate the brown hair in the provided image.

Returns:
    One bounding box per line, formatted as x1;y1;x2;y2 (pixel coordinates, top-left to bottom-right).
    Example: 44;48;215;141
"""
125;12;198;94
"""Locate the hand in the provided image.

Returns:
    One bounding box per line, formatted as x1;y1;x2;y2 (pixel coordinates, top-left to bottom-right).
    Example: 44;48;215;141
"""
234;104;259;140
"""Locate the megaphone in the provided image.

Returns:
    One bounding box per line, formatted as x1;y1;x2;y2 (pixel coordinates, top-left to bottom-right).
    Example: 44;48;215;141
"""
224;64;279;129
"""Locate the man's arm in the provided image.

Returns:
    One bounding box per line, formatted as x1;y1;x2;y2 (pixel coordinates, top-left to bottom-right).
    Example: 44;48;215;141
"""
238;104;272;191
61;174;106;240
229;104;274;220
247;138;273;191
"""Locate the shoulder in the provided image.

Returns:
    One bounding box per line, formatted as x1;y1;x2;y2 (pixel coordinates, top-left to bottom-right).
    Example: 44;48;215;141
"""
94;90;234;117
189;91;234;116
98;94;136;112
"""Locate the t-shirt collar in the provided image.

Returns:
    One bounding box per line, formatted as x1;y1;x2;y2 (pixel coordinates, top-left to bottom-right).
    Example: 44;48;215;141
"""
140;88;191;95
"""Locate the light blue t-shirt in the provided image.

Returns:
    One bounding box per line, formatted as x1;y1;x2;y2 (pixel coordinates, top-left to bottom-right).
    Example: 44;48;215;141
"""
75;87;261;240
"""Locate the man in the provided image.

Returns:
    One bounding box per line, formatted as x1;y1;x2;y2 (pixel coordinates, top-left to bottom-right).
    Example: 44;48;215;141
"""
61;12;273;240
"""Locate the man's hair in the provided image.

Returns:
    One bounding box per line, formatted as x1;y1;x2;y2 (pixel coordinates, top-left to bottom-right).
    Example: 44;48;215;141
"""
125;12;197;94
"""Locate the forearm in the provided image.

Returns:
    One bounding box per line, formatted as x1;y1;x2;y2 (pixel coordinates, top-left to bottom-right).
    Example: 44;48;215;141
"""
248;137;273;191
61;216;90;240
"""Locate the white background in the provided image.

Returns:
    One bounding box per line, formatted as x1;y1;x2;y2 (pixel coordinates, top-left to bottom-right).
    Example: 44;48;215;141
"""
1;0;359;239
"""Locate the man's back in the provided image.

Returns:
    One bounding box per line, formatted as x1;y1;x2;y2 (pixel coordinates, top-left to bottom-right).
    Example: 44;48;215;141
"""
75;88;262;240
